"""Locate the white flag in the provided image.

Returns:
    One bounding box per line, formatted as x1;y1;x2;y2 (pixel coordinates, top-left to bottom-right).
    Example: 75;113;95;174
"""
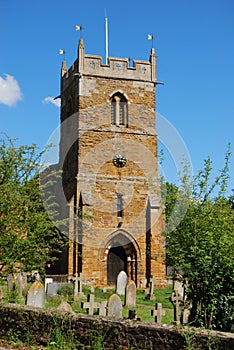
75;25;82;31
59;49;65;55
147;34;153;40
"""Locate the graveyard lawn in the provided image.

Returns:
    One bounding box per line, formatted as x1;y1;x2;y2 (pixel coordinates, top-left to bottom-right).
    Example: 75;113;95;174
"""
45;284;174;323
0;279;174;324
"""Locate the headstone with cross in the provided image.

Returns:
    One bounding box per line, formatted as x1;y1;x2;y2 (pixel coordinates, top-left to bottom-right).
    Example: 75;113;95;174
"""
151;303;166;324
81;294;100;315
170;289;183;325
71;272;84;298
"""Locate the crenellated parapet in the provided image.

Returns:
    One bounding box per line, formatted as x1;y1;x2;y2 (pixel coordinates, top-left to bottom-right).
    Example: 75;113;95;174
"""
61;39;156;87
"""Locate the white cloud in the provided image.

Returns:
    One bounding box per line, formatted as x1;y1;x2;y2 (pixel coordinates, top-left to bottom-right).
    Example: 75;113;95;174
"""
0;74;23;106
42;96;61;107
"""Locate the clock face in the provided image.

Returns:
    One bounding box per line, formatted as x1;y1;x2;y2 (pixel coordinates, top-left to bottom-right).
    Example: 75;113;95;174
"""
113;154;127;168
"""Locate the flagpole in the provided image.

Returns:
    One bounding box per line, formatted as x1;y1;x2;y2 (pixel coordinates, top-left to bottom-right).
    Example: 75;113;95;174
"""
105;10;109;64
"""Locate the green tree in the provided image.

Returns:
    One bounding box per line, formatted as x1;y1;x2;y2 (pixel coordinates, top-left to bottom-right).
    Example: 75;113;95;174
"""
166;146;234;331
0;135;66;276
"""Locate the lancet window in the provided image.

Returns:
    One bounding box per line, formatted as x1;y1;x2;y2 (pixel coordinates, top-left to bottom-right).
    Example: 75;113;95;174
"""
111;92;128;126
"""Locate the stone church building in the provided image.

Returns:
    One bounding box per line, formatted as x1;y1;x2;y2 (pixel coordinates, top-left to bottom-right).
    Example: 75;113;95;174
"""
48;39;166;288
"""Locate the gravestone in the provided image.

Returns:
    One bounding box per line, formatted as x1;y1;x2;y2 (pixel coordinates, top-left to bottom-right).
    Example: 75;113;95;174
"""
140;278;147;289
46;282;63;297
174;279;184;299
81;294;100;315
7;274;13;295
125;280;136;307
44;277;53;292
99;300;107;316
22;272;28;292
116;270;128;295
182;299;192;324
57;301;75;314
182;307;190;325
27;281;46;308
145;277;155;300
71;273;84;298
107;293;122;319
151;303;166;324
170;289;183;325
17;272;23;298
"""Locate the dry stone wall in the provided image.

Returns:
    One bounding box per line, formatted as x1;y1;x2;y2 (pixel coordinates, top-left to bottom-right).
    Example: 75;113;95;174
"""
0;304;233;350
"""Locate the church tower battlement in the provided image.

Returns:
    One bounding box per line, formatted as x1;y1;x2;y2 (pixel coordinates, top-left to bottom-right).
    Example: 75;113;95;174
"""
61;39;156;83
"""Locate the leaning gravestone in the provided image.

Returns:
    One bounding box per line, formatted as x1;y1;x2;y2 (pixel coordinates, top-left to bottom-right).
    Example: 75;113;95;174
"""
125;280;136;307
27;281;46;308
116;270;128;295
107;294;122;319
46;282;63;297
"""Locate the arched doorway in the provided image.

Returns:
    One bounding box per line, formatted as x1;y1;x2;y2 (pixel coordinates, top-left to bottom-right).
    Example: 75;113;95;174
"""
107;246;127;285
104;231;139;286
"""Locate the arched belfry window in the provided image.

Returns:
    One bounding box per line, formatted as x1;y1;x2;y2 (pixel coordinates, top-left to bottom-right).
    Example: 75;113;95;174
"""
111;92;128;126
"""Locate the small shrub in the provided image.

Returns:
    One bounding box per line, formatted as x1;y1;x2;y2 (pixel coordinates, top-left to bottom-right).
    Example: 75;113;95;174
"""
57;285;73;298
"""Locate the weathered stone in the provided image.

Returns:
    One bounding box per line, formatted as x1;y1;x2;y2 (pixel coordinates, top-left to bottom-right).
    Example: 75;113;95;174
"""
7;274;13;296
151;303;166;324
26;281;46;308
170;289;183;325
81;294;99;315
46;282;63;297
116;271;128;295
57;301;75;314
107;294;122;319
125;280;136;307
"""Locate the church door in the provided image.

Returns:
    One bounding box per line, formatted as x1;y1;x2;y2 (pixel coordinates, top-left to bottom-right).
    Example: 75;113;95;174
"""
107;246;127;285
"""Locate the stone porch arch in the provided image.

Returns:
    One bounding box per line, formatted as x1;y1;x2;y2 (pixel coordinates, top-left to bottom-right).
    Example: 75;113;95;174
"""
98;229;142;285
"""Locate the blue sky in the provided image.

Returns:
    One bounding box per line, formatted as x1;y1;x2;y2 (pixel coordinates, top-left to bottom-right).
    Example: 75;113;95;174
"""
1;0;234;194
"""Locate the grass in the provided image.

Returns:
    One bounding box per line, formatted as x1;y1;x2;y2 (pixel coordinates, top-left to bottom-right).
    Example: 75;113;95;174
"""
44;283;174;323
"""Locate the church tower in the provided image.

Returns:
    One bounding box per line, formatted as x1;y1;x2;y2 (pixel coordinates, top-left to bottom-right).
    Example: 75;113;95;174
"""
58;39;166;288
